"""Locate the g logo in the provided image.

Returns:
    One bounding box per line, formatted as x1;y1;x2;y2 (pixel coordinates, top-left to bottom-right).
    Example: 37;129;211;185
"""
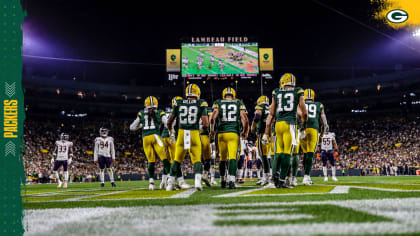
263;53;269;60
171;54;176;61
386;9;408;23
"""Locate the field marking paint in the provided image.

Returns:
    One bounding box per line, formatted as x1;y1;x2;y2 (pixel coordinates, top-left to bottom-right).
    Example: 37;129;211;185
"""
216;214;313;221
327;185;350;194
188;46;244;74
170;188;197;198
24;197;420;236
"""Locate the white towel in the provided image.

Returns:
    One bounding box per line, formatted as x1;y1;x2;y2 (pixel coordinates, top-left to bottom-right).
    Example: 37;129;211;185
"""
154;134;164;147
184;130;191;150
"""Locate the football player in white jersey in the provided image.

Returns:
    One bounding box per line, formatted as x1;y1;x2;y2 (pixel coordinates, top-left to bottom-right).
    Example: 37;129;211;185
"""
94;128;116;187
320;129;339;181
51;133;73;188
236;138;248;184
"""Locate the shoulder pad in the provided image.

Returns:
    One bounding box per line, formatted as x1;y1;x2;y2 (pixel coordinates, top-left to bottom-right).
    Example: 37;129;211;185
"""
296;87;304;94
201;100;208;107
319;103;324;109
137;111;142;117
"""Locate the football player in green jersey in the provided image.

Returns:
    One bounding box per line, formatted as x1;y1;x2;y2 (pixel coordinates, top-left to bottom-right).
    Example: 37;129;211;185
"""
166;84;209;191
251;95;271;186
210;87;249;189
129;96;170;190
263;73;308;188
300;88;328;185
200;107;213;187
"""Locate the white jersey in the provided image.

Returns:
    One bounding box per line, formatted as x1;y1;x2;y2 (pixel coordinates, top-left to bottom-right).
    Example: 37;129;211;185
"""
94;136;116;161
210;142;217;159
320;132;336;151
249;145;261;160
55;140;73;160
240;138;248;156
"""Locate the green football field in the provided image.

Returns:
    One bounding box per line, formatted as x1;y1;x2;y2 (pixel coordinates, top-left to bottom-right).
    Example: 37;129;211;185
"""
22;176;420;235
181;45;259;76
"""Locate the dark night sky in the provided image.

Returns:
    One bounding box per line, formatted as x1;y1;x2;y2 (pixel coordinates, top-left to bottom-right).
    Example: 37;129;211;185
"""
21;0;420;84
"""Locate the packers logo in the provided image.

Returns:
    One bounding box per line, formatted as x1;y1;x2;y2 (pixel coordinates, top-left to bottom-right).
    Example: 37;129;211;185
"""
386;9;408;23
171;54;176;61
263;53;269;60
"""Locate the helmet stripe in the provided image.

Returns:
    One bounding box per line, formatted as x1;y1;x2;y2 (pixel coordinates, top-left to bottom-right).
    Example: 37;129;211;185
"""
150;96;153;107
188;84;192;94
308;90;311;99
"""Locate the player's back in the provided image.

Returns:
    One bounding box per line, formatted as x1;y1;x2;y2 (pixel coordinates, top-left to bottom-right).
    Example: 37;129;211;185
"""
321;132;335;151
173;99;207;130
138;109;164;137
272;87;304;125
213;99;244;134
55;140;72;160
305;101;323;130
95;136;114;157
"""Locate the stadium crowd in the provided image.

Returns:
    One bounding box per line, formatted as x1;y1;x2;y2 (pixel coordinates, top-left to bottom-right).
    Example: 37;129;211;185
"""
23;115;419;183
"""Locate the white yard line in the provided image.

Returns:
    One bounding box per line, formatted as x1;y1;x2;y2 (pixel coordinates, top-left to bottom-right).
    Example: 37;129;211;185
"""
169;188;197;198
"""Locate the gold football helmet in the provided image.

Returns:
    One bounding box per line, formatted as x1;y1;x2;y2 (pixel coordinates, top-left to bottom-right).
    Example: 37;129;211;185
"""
280;73;296;87
304;89;315;101
257;95;269;105
144;96;158;109
185;83;201;99
222;87;236;99
171;96;182;108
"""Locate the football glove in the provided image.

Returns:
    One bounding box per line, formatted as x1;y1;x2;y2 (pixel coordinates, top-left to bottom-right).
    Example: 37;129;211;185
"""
68;158;72;165
261;134;269;145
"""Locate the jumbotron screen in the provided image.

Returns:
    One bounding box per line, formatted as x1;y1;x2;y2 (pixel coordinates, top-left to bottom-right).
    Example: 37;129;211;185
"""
181;42;259;78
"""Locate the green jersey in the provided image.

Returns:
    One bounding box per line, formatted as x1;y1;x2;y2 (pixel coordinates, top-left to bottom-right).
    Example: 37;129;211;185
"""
305;101;324;130
200;108;213;135
172;99;208;130
160;111;171;138
272;87;304;125
255;104;270;135
213;99;247;134
138;109;165;138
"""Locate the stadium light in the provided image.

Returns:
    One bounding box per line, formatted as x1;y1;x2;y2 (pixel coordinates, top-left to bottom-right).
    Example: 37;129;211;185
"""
412;28;420;38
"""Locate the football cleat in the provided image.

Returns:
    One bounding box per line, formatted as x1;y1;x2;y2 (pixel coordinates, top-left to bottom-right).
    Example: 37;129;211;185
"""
277;180;293;189
332;176;338;181
264;182;276;189
228;181;236;189
304;88;315;101
324;176;328;182
160;180;166;190
302;175;310;185
221;180;227;188
57;182;62;188
149;182;156;190
280;73;296;87
179;182;192;189
273;172;280;187
144;96;158;109
100;183;105;188
166;177;176;191
257;95;269;106
291;177;298;187
285;176;291;186
63;183;68;189
256;179;263;185
211;179;217;185
237;179;244;184
185;83;201;99
201;171;211;187
222;87;236;99
111;182;116;187
195;174;203;191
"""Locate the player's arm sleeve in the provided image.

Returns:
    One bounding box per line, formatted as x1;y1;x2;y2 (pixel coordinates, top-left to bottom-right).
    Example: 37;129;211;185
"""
94;138;98;161
111;138;116;160
162;114;168;127
129;113;142;131
69;142;74;158
320;104;328;127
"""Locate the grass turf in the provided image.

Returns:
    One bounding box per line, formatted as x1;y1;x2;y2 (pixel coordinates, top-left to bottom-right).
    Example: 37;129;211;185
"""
22;176;420;209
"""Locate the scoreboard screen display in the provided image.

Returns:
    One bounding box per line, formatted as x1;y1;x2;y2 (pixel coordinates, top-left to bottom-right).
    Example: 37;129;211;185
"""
181;42;259;78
